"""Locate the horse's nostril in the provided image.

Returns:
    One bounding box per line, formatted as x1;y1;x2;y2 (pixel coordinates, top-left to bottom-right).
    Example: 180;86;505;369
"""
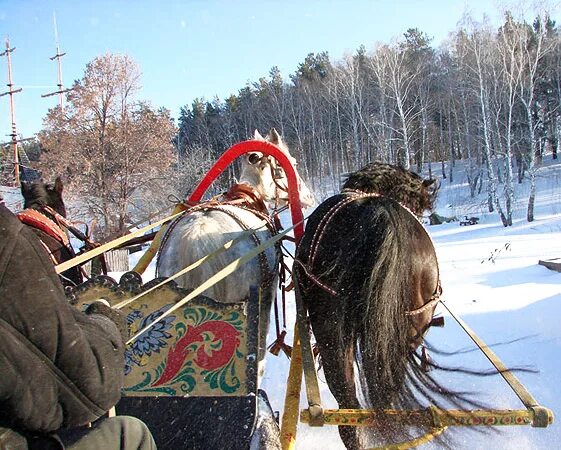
248;153;260;165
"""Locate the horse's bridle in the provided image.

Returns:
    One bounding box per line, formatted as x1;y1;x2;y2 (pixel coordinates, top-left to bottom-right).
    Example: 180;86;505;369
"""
267;156;291;207
405;282;442;316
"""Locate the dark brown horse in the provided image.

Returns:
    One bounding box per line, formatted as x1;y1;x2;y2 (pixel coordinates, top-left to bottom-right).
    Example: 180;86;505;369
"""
295;162;449;449
18;177;83;287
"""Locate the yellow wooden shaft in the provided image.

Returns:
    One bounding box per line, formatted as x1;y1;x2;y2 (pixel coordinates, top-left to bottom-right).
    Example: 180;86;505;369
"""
114;225;265;310
299;406;551;427
132;204;187;274
56;210;184;274
280;326;303;450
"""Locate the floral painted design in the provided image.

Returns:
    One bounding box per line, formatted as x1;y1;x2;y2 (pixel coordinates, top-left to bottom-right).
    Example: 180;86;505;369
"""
124;305;248;396
124;305;175;375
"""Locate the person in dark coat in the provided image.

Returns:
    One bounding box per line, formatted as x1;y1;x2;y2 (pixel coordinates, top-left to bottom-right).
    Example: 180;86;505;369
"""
0;201;156;450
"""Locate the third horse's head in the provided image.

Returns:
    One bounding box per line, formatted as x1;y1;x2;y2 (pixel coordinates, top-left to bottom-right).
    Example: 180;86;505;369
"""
21;177;67;217
239;129;315;209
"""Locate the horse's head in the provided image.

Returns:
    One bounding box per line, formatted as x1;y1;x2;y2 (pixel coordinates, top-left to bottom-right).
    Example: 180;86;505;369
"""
239;129;315;208
21;177;67;217
342;162;437;216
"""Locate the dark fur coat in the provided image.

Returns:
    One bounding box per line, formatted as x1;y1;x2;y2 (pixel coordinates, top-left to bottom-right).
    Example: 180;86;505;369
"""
0;204;124;437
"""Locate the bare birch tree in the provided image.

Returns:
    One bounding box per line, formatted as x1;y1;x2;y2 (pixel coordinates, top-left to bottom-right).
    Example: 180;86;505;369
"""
39;54;176;238
517;13;554;221
461;18;509;225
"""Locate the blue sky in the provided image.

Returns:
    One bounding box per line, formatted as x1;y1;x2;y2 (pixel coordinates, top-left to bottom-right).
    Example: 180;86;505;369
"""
0;0;540;140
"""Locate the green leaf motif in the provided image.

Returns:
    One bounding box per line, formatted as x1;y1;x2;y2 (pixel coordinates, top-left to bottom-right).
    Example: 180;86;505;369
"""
202;358;241;393
175;366;197;394
175;322;186;340
123;371;177;396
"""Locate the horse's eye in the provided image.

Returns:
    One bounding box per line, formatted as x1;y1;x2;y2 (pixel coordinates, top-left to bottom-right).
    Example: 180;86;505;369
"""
248;153;261;165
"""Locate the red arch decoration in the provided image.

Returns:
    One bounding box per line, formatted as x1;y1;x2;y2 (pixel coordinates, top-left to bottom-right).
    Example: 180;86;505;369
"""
188;140;305;243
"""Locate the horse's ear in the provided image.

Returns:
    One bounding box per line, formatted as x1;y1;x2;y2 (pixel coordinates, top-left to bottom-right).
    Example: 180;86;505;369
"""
20;181;30;198
254;130;264;141
54;177;64;195
268;128;281;145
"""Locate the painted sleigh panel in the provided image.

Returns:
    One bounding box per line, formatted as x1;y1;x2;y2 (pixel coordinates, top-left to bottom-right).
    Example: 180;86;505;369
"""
69;272;259;398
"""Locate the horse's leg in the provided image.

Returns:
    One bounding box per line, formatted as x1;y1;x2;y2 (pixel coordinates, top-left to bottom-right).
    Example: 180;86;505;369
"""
310;309;365;450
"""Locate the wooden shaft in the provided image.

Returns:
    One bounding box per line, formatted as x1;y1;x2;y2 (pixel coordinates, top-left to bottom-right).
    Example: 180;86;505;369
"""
300;406;552;428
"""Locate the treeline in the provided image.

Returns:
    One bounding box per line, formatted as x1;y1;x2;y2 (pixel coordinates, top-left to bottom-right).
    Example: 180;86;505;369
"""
177;11;560;226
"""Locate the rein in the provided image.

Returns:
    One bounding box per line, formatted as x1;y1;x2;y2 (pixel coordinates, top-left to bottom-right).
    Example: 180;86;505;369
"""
56;211;187;274
41;205;108;275
127;217;306;345
41;206;98;250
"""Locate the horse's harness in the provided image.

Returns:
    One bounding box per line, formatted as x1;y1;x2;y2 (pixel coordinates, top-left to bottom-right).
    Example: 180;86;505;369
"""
17;207;70;253
158;184;283;294
296;189;442;322
17;206;75;265
17;205;102;273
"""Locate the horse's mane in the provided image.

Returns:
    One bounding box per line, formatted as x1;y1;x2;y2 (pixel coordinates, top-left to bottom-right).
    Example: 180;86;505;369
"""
22;182;51;209
342;162;437;215
21;179;66;218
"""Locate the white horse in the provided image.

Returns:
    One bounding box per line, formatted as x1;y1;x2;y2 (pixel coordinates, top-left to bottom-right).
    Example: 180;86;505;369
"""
156;129;314;360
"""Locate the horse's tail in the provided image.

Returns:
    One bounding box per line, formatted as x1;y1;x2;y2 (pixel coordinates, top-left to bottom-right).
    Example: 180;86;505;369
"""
351;203;413;409
350;202;488;446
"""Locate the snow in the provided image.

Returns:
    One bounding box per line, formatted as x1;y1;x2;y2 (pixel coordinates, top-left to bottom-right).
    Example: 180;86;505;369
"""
0;185;23;211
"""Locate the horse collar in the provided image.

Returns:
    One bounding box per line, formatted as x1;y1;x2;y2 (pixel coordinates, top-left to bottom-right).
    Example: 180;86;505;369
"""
17;208;70;247
222;184;270;216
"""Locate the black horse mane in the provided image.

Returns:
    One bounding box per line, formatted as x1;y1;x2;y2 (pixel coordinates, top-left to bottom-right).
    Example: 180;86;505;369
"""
342;162;438;216
21;178;66;217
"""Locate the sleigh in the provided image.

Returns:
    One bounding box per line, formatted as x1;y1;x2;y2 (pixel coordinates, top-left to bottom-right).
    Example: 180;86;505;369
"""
460;215;480;226
69;273;276;449
64;137;306;449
